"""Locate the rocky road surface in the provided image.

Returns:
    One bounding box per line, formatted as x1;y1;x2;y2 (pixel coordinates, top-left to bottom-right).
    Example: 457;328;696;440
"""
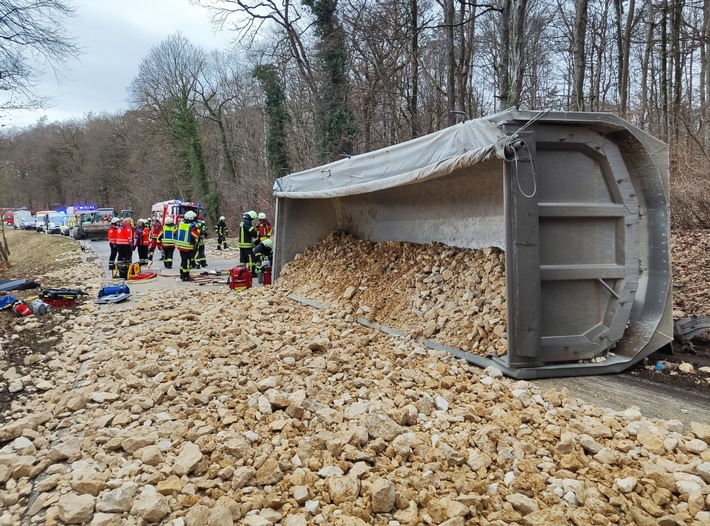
1;237;710;525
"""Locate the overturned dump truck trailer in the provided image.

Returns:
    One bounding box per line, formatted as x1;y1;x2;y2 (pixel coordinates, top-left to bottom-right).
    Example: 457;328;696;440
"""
272;110;671;378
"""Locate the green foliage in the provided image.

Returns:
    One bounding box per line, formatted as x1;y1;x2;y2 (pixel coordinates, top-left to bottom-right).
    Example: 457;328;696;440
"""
253;64;291;179
303;0;356;163
166;97;220;222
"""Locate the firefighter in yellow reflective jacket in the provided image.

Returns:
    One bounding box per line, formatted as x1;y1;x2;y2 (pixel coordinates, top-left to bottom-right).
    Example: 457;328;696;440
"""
157;216;177;269
174;211;201;281
239;210;259;275
192;218;208;268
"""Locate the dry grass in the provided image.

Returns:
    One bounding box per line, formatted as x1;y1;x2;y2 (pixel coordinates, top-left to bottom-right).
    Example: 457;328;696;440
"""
0;227;82;280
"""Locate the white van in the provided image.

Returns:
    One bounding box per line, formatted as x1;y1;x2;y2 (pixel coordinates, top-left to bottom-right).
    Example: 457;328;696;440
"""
12;210;32;229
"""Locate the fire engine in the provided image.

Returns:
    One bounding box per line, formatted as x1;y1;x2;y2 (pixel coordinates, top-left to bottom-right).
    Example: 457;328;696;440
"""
151;200;205;225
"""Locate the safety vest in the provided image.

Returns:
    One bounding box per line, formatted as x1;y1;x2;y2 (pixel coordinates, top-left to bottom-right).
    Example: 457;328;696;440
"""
138;227;150;246
115;225;133;245
160;224;176;247
196;221;206;247
108;225;119;244
175;221;197;251
239;220;257;249
257;220;272;239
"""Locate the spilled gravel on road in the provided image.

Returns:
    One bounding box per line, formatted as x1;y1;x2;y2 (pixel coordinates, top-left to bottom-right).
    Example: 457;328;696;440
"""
0;234;709;525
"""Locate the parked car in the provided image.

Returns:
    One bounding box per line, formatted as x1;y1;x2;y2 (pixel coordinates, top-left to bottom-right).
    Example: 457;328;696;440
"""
44;212;67;234
19;215;36;230
3;210;13;226
13;210;32;229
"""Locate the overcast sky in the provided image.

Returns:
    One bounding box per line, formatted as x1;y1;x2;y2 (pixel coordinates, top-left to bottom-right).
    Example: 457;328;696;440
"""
5;0;231;129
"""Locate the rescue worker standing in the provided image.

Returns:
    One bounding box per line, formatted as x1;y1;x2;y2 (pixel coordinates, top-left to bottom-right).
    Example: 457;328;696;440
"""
107;217;120;270
215;216;228;250
115;218;134;274
157;216;176;269
136;219;151;264
256;212;272;241
174;211;201;281
193;218;208;268
148;218;162;261
239;210;259;275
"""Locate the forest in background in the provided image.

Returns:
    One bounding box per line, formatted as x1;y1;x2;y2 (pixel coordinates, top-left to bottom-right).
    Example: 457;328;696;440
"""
0;0;708;228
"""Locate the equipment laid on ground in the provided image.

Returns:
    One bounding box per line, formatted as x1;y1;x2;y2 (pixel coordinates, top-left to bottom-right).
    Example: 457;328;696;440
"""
12;300;32;317
257;257;272;285
273;110;672;378
39;288;87;308
227;266;252;290
29;299;49;315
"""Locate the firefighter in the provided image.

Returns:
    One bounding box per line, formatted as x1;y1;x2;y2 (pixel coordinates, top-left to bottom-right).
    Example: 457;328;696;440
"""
148;218;162;261
256;212;273;241
215;216;228;250
174;211;201;281
115;218;134;276
107;217;120;270
157;216;176;269
239;210;259;275
135;219;151;264
253;237;273;265
193;218;208;268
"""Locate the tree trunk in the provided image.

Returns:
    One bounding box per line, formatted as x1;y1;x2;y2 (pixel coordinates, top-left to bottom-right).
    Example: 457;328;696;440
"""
445;0;456;125
572;0;589;111
498;0;511;109
410;0;419;137
704;0;710;150
640;0;654;130
616;0;636;118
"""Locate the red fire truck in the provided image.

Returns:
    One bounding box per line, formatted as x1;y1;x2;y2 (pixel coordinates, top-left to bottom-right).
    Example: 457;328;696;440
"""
151;200;205;225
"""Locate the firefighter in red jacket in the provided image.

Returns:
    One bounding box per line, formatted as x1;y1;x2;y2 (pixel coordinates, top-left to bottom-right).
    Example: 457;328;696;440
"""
107;217;120;270
135;219;151;264
256;212;272;241
174;211;202;281
148;218;162;261
114;218;134;276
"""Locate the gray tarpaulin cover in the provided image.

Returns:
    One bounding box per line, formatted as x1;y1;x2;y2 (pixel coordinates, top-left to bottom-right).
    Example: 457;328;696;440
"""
273;118;507;199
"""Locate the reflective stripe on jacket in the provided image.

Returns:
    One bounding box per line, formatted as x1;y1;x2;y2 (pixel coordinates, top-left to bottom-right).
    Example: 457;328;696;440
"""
115;225;133;245
108;225;119;244
175;221;199;251
159;225;176;247
239;219;258;248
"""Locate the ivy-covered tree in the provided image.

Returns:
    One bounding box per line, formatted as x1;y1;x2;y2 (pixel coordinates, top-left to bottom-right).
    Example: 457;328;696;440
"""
253;63;291;179
128;33;221;222
303;0;356;162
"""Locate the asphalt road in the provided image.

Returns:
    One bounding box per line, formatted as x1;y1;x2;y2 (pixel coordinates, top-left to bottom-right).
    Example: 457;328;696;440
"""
86;239;710;430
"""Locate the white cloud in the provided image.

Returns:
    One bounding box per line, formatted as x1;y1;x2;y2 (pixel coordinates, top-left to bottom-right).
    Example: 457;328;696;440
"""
4;0;231;128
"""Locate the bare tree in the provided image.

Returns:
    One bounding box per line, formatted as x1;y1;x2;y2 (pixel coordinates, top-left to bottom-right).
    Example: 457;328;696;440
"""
0;0;79;115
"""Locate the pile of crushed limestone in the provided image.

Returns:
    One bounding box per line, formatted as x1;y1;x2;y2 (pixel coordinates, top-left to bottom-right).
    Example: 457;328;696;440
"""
0;234;709;526
277;232;507;357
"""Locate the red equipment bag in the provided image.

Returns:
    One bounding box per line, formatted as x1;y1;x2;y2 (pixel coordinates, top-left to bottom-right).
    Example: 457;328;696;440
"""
228;266;252;290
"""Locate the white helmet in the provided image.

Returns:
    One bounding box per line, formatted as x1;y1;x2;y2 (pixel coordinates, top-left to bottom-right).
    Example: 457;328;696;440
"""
165;216;174;225
219;216;225;221
258;212;266;220
184;211;197;220
111;217;120;224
